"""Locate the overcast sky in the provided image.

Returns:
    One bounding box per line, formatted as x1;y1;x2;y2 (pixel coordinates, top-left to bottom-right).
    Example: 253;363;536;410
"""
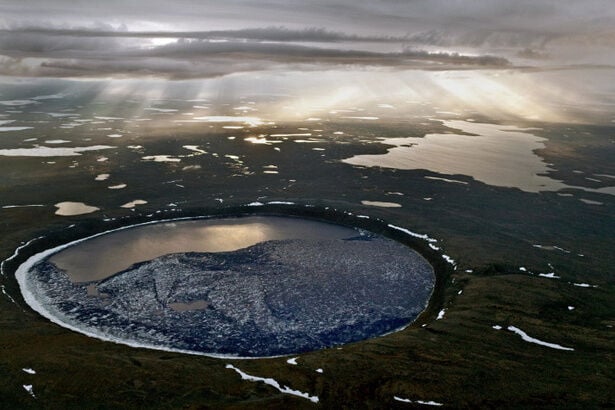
0;0;614;79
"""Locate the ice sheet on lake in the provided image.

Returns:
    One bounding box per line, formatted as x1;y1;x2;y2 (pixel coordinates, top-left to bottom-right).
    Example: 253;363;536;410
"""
226;364;319;403
0;146;114;157
507;326;574;351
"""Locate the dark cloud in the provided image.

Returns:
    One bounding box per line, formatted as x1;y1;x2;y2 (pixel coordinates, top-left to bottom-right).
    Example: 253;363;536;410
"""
0;0;613;79
0;26;405;43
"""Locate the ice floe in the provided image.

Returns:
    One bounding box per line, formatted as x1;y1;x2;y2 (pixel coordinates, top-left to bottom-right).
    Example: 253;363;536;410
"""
226;364;319;403
506;326;574;351
0;145;114;157
55;202;99;216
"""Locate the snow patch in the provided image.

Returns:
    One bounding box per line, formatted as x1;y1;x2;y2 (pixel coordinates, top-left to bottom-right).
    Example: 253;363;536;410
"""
108;184;127;190
226;364;319;403
387;224;437;243
394;396;443;406
436;309;446;320
286;357;298;365
507;326;574;351
23;384;36;398
572;283;597;288
22;368;36;375
538;272;560;279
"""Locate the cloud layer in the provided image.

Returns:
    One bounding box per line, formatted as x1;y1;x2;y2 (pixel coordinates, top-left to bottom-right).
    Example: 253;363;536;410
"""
0;1;613;79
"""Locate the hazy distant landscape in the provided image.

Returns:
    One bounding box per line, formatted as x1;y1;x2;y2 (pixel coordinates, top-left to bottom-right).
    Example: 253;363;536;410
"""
1;1;614;408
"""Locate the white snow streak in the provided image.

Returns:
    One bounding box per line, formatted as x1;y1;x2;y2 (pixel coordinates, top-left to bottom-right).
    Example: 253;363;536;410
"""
394;396;443;406
507;326;574;351
22;368;36;374
286;357;298;365
226;364;319;403
23;384;36;398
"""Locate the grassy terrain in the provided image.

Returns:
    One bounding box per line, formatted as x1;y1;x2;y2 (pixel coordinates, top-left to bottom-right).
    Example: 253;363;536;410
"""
0;115;613;408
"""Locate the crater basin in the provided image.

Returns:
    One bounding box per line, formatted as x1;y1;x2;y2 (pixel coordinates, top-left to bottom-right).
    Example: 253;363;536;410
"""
17;216;435;357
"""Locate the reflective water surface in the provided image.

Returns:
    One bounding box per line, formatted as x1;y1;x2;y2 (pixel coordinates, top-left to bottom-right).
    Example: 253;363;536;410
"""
51;216;358;282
